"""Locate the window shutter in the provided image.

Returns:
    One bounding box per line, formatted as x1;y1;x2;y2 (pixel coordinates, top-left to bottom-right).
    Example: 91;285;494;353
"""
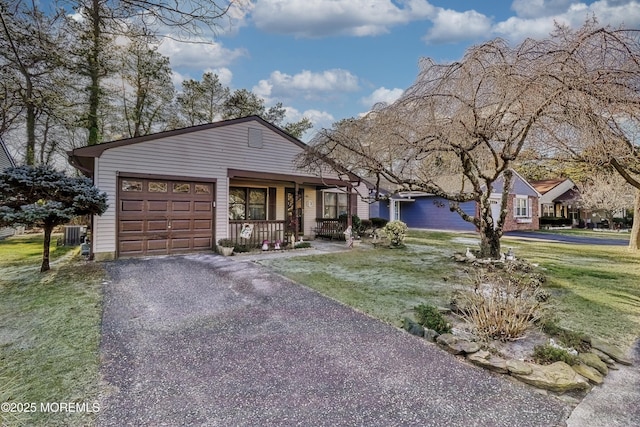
268;187;276;220
316;190;323;218
350;190;357;217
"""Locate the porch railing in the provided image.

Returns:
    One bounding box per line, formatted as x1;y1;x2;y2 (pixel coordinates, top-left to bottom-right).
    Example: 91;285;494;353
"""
313;218;346;240
229;220;287;247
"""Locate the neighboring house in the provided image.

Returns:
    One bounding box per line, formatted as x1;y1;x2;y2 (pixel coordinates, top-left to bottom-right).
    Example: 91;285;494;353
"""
371;170;540;232
530;179;582;226
0;139;17;239
68;116;369;260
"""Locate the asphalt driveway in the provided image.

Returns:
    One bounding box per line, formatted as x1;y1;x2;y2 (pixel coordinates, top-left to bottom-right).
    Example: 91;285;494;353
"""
504;230;629;246
98;254;569;426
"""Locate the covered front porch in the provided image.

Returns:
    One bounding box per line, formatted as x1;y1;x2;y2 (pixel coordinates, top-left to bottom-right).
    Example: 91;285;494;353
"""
226;169;359;248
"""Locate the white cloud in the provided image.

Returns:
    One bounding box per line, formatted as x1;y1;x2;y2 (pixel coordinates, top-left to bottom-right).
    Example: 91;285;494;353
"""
419;1;640;46
170;67;233;89
251;0;435;37
511;0;574;19
157;37;247;69
423;8;493;44
253;69;360;102
281;106;335;141
495;1;640;41
361;87;404;108
204;67;234;86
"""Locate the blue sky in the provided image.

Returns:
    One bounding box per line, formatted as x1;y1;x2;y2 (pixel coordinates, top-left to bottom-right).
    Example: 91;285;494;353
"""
99;1;640;140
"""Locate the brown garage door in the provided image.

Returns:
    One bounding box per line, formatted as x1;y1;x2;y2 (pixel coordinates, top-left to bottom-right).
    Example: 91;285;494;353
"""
118;177;215;257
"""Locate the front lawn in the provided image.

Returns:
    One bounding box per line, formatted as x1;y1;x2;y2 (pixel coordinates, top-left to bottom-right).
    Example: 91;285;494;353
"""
260;230;640;351
0;234;105;427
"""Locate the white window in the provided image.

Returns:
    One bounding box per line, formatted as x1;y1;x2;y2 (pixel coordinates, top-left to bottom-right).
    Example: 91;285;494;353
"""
514;196;530;218
323;192;349;218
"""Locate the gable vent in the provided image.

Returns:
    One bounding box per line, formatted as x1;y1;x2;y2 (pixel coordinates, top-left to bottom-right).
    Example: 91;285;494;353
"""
248;128;263;148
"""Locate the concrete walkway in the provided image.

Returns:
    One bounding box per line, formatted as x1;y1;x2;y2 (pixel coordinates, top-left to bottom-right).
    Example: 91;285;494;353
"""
566;341;640;427
98;253;570;426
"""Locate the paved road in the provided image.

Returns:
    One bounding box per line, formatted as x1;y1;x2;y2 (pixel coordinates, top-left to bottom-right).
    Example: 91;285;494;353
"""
504;230;629;246
98;254;569;426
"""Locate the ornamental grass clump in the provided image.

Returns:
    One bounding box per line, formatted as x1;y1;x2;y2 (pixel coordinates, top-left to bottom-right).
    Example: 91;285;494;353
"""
454;266;546;342
382;220;408;247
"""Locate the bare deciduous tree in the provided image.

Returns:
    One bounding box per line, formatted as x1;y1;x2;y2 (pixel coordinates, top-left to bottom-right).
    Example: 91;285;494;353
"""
300;21;640;256
532;22;640;250
0;0;68;165
578;172;635;226
301;36;563;258
118;32;175;137
68;0;244;145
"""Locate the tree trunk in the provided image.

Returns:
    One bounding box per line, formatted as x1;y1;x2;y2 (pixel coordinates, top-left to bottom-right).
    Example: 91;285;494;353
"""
87;0;102;146
629;190;640;252
41;225;52;272
478;224;502;259
476;186;506;260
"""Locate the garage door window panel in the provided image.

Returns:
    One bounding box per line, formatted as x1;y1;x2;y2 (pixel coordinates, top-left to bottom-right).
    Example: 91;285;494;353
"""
122;180;142;192
195;184;210;194
149;181;167;192
173;183;191;193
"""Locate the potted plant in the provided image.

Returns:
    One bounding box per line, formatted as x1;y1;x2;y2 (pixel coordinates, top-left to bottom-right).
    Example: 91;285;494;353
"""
217;238;235;256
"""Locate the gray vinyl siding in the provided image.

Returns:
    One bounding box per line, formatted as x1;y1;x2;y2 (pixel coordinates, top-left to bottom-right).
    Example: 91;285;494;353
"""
92;121;353;256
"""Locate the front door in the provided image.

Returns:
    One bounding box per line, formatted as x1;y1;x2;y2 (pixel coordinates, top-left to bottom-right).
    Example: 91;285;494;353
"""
285;188;304;234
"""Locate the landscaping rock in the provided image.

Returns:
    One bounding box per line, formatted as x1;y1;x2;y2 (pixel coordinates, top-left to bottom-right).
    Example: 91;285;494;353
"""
590;338;632;366
511;361;591;393
403;317;425;337
506;360;533;376
436;333;481;355
590;348;616;367
572;364;604;385
436;333;463;354
468;350;509;374
578;352;609;376
423;328;440;342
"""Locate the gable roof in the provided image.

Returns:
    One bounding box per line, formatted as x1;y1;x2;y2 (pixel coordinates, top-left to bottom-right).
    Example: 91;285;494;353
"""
67;116;307;176
69;116;305;158
67;116;363;184
529;179;567;195
0;139;16;170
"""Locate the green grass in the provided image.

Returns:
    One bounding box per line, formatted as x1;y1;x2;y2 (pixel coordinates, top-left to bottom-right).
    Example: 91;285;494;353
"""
501;235;640;347
261;230;640;351
0;234;105;427
260;241;462;325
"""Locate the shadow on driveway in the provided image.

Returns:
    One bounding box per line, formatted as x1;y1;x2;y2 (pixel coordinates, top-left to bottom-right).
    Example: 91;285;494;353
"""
98;254;570;426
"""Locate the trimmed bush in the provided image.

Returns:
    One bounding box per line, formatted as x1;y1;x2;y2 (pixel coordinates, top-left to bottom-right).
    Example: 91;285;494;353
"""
414;304;451;334
370;217;389;229
382;220;408;247
540;216;572;227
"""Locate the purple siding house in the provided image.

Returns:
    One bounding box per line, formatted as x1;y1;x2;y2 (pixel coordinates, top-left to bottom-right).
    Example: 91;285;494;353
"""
370;170;540;232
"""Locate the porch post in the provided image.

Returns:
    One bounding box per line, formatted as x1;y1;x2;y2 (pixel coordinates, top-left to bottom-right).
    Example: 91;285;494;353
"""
347;185;353;228
294;181;300;242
